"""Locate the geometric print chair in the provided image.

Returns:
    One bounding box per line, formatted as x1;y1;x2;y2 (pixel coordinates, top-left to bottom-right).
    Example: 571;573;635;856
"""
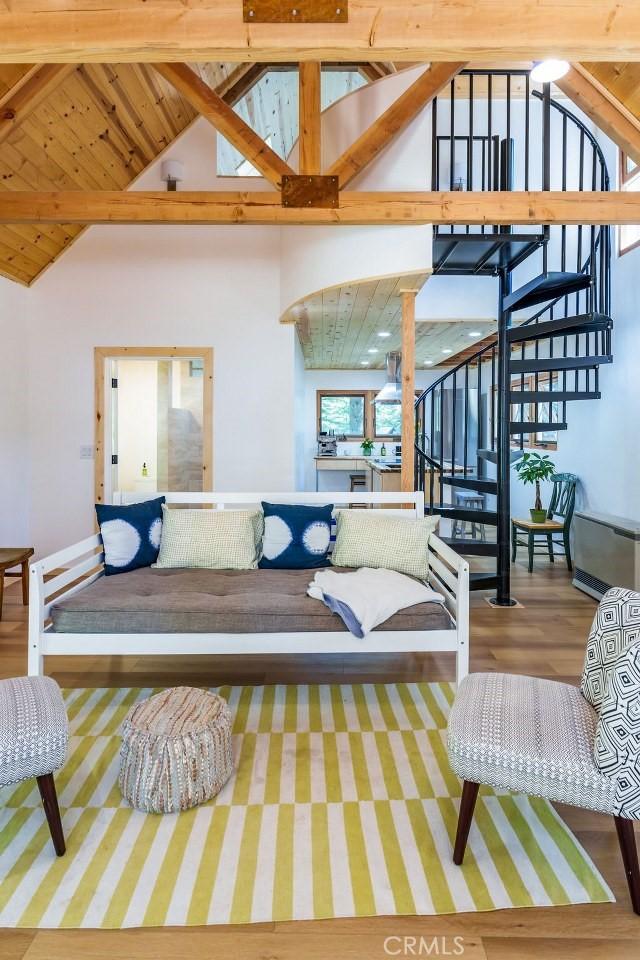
0;676;68;856
447;587;640;914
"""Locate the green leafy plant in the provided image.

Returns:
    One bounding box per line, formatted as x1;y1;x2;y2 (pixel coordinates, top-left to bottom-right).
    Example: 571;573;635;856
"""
360;438;374;455
514;452;556;511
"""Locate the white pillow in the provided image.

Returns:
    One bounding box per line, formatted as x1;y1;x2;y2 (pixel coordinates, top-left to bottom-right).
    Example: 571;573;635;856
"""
331;510;440;581
155;507;263;569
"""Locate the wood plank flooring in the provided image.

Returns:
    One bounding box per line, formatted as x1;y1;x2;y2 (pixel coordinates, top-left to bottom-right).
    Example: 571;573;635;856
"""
0;557;637;959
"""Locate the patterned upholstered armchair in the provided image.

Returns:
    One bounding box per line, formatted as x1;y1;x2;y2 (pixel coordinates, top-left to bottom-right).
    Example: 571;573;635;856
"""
447;587;640;914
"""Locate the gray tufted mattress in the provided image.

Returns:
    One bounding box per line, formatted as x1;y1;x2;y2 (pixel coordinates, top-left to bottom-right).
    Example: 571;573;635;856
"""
49;566;453;635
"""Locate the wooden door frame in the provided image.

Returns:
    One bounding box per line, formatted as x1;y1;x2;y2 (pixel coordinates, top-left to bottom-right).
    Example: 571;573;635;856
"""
94;346;214;504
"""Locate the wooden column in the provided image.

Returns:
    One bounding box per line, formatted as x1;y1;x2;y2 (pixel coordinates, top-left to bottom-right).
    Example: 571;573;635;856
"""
400;290;416;494
299;62;321;174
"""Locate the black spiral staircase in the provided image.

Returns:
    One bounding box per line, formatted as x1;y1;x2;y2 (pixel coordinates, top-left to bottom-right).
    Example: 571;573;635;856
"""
415;70;613;605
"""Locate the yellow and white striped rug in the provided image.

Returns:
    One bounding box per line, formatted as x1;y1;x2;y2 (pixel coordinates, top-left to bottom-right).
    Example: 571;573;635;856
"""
0;683;613;927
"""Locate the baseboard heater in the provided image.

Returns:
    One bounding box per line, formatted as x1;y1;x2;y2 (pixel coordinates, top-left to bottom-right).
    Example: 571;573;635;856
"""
573;510;640;600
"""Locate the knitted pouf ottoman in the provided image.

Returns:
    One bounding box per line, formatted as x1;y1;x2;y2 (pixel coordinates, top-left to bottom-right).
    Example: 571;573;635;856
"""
119;686;234;814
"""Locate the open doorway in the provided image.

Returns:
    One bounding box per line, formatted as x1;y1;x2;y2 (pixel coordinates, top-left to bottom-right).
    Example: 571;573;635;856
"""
94;347;213;504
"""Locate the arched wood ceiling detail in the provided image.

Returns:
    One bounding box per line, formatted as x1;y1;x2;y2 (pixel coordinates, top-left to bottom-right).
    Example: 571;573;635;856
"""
284;271;497;370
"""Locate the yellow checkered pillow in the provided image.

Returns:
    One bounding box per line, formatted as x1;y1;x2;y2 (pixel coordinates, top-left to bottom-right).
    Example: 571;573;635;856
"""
331;510;440;580
155;507;263;569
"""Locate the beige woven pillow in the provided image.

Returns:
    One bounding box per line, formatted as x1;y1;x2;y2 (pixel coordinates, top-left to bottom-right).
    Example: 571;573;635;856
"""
331;510;440;581
155;506;263;569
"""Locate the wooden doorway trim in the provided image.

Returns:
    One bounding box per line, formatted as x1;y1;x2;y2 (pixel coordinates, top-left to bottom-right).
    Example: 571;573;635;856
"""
94;346;214;505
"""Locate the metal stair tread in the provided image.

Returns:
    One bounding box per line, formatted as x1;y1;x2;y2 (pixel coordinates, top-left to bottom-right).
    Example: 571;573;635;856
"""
508;312;612;343
509;355;612;374
441;538;498;557
510;421;567;433
438;475;498;494
503;271;592;312
509;390;601;402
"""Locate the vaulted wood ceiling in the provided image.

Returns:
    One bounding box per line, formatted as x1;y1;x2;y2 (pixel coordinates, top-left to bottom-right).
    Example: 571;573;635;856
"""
0;62;240;284
1;59;640;286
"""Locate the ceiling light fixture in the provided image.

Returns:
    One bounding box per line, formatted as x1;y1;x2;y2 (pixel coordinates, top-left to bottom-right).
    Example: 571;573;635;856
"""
367;348;379;354
442;348;453;354
530;59;570;83
360;360;369;365
468;331;482;337
424;360;434;366
378;331;391;338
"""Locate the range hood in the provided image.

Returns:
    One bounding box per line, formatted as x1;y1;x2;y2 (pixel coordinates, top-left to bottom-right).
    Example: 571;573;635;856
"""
374;351;402;402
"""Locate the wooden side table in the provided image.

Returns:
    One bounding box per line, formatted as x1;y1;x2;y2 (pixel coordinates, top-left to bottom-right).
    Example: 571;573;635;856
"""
0;548;35;620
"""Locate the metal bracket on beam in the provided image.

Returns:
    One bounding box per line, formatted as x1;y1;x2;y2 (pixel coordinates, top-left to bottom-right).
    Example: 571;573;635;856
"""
281;175;339;208
243;1;348;23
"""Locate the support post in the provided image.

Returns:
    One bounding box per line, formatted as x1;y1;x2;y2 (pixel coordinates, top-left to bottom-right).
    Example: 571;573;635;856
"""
401;290;416;495
299;62;322;175
493;268;515;606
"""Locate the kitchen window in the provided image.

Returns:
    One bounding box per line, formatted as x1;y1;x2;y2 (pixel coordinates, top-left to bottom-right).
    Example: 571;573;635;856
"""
372;400;401;438
318;392;366;438
317;391;414;441
508;373;559;450
619;152;640;255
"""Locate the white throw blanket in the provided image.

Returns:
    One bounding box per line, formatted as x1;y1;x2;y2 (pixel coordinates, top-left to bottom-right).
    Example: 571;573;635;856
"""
308;567;445;638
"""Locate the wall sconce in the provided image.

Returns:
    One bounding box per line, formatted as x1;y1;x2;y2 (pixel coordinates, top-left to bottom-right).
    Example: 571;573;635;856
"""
161;159;185;192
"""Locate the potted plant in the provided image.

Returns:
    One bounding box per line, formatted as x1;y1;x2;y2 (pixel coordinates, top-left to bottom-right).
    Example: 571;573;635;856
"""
514;452;556;523
360;438;374;456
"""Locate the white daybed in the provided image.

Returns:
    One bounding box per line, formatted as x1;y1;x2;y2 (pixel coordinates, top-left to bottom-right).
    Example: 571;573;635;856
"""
28;491;469;681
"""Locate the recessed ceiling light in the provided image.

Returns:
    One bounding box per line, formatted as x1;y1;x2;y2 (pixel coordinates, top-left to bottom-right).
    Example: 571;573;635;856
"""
424;360;434;366
367;348;379;354
360;360;369;365
442;348;453;354
530;59;570;83
468;331;481;337
378;331;391;338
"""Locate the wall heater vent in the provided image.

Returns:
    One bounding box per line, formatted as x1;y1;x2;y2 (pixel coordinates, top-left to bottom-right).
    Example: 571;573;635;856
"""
573;511;640;600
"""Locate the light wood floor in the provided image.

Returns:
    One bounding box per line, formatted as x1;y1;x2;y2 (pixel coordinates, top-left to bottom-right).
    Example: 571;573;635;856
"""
0;557;637;959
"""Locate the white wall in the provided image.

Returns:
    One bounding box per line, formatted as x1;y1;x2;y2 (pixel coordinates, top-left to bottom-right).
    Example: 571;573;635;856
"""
21;119;298;556
0;276;30;545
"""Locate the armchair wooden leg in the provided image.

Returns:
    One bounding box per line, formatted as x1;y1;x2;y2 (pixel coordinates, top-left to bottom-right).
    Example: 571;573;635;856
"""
453;780;479;865
37;773;66;857
615;816;640;915
546;533;554;562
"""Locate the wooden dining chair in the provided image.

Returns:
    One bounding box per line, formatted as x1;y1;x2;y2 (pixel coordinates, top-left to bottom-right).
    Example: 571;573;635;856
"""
512;472;577;572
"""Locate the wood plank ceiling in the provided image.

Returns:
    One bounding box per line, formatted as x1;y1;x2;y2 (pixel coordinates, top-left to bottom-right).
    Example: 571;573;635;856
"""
283;272;496;369
0;62;233;284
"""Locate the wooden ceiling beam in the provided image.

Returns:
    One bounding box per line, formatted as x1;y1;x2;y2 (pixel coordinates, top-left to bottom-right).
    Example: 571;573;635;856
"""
556;64;640;166
327;63;466;189
213;63;270;107
2;191;639;225
299;62;321;175
0;63;77;146
153;62;294;188
2;2;640;63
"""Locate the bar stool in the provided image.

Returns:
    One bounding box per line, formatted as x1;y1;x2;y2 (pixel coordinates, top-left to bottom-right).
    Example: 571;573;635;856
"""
349;473;367;508
452;492;486;541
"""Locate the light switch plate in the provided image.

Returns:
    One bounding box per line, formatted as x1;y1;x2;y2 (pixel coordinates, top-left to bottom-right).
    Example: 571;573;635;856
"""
80;445;94;460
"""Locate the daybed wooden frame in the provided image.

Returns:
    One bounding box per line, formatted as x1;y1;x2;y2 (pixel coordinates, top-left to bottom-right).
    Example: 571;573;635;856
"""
28;491;469;682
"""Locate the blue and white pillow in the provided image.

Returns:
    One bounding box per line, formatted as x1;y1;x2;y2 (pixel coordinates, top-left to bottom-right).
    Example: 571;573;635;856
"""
259;502;333;569
95;496;165;576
